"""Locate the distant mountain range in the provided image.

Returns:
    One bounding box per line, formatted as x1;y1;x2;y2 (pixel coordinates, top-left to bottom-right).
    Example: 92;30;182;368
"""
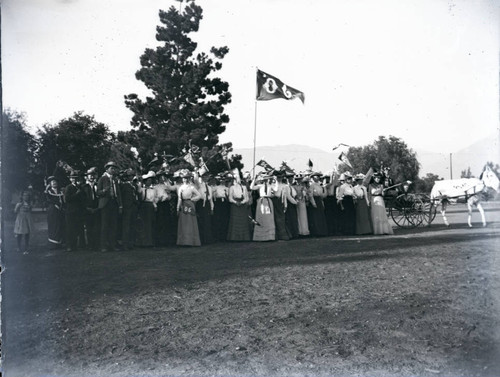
233;134;500;179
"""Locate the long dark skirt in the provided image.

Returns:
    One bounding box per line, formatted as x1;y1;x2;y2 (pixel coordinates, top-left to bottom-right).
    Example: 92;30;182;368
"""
355;199;373;235
85;210;101;250
47;204;64;245
227;202;252;241
307;196;328;237
155;201;170;246
165;195;178;246
285;203;299;239
339;196;356;235
196;201;214;244
213;198;230;242
121;205;138;249
177;200;201;246
136;202;155;247
272;197;291;240
324;196;337;236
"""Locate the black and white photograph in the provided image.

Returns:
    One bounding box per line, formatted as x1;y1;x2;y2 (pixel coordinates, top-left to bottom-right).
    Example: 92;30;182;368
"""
1;0;500;376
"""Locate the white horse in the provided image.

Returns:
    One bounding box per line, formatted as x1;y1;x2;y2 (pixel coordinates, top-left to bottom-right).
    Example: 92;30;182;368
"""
430;166;500;227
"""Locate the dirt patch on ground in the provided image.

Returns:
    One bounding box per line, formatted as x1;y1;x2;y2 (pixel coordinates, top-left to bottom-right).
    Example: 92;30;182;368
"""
2;211;500;376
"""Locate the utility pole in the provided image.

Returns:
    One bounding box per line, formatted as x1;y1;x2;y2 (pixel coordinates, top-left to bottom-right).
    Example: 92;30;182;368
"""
449;153;453;179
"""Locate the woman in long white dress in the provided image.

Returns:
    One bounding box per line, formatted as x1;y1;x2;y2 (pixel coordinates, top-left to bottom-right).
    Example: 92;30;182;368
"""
368;173;394;235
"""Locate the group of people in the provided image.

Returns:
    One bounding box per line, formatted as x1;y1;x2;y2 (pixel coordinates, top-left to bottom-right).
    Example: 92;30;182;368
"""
35;161;394;252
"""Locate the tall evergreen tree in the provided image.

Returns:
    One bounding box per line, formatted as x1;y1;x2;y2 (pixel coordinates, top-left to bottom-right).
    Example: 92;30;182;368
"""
124;0;232;165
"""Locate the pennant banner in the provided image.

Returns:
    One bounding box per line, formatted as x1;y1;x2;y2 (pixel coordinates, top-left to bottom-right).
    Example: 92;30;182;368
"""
338;152;353;169
183;152;195;167
256;159;274;172
256;69;305;104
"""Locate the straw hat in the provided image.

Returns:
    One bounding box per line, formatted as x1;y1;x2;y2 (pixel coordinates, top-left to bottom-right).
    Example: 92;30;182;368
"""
86;167;98;176
142;170;156;180
104;161;118;169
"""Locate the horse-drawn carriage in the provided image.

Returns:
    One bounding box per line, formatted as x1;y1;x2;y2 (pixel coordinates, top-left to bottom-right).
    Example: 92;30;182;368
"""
377;166;499;229
379;180;436;229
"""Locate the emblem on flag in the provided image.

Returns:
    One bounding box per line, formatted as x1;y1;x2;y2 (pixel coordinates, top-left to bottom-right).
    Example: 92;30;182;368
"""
256;69;305;104
256;159;274;172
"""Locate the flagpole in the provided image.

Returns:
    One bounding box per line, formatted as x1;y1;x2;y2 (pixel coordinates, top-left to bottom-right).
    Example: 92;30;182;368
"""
252;99;258;177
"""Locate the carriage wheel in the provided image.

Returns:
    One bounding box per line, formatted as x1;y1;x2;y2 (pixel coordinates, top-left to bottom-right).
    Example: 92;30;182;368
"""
420;201;437;225
390;195;422;228
409;197;427;227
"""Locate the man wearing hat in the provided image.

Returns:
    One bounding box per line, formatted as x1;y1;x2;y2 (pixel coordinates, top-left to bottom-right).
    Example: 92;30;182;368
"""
96;161;122;252
154;169;176;247
64;170;86;251
82;167;100;251
120;168;139;250
45;175;65;247
211;173;230;242
307;172;328;237
336;171;357;235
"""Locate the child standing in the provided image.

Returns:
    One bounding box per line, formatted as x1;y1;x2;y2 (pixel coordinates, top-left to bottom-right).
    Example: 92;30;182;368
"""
14;190;34;254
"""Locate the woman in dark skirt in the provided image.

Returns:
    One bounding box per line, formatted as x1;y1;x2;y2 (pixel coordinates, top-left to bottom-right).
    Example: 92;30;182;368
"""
176;170;202;246
154;171;173;247
336;172;356;235
354;173;373;235
45;176;65;247
212;174;230;242
307;172;328;237
270;173;292;241
284;174;299;239
164;175;181;246
194;172;215;245
136;171;157;247
227;172;252;241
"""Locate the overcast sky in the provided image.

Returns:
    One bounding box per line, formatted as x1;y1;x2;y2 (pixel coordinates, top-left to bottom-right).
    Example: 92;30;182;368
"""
3;0;499;158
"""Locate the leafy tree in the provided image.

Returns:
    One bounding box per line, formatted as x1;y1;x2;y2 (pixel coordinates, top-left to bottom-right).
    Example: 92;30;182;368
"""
461;167;473;178
124;0;232;167
414;173;442;193
345;136;420;183
483;161;500;177
36;112;115;184
1;110;37;206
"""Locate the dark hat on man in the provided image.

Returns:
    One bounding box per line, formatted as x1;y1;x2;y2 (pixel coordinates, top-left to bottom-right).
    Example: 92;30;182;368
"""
373;171;382;178
104;161;118;169
69;170;83;178
86;167;98;176
122;168;135;177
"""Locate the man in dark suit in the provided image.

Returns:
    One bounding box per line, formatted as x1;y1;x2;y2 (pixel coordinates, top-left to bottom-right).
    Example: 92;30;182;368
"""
96;161;122;252
63;170;86;252
120;168;139;250
82;167;100;251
